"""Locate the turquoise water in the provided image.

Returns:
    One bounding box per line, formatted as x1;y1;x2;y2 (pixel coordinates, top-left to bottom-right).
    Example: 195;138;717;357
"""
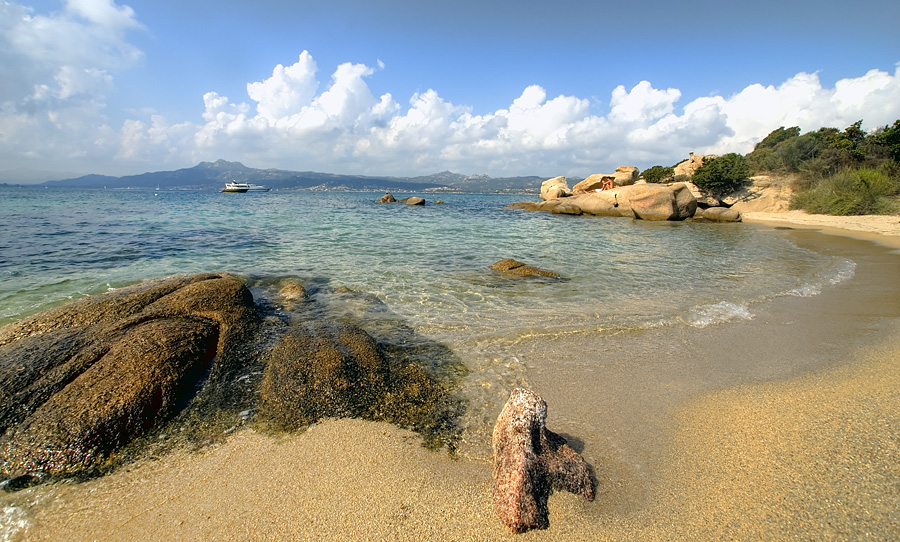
0;187;852;332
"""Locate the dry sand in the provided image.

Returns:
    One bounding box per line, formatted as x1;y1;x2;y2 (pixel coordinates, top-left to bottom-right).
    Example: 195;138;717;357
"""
743;210;900;248
9;211;900;541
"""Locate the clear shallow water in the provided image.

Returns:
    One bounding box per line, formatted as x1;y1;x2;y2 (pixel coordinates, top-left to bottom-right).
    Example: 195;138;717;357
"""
0;187;851;332
0;187;854;448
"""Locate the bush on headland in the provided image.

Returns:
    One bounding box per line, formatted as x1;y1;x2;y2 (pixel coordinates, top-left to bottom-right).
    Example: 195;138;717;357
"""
690;153;750;197
789;167;900;216
639;119;900;216
745;120;900;215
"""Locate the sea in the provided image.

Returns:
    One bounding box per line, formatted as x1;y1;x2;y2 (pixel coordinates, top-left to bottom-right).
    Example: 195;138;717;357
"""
0;186;864;539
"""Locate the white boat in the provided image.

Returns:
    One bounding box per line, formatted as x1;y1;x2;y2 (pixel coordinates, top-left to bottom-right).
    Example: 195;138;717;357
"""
222;182;269;193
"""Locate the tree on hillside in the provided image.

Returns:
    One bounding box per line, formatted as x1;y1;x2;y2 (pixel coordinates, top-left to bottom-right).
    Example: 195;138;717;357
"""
691;153;750;196
754;126;801;150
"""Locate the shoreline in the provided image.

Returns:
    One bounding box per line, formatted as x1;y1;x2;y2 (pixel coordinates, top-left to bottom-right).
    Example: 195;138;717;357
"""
742;209;900;248
7;211;900;541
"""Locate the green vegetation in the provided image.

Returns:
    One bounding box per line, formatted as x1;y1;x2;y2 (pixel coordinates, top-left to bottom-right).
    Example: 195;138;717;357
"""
691;153;750;197
790;167;899;215
729;120;900;215
641;165;675;183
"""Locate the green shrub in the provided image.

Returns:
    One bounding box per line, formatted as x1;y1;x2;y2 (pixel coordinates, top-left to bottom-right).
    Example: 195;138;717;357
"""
691;153;750;196
790;167;900;215
641;165;675;183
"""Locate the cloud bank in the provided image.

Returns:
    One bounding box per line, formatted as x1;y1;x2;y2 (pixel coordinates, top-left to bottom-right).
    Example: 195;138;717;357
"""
1;1;899;178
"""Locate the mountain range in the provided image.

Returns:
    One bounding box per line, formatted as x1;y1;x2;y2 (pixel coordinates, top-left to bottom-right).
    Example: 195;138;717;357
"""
23;160;547;193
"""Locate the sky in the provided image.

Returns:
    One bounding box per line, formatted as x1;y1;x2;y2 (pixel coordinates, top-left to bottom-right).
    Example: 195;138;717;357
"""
1;0;899;181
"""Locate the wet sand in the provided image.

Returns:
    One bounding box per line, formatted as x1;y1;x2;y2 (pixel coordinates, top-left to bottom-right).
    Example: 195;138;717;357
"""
10;219;900;541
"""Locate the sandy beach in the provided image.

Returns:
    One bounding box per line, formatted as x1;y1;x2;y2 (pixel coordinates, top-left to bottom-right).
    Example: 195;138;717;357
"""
9;211;900;541
743;210;900;248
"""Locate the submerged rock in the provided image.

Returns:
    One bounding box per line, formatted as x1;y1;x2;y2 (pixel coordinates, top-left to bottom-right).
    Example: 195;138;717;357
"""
259;321;389;427
492;388;595;533
258;319;457;443
490;259;559;278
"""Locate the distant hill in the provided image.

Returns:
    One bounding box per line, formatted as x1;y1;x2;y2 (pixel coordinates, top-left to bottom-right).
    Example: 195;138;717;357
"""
38;160;544;193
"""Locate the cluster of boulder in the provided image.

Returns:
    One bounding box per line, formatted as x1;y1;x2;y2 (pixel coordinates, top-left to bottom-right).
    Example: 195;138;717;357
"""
514;160;744;223
0;273;456;481
376;193;442;205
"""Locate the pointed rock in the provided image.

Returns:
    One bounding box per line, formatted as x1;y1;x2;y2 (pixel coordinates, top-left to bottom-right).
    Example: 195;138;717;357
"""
491;388;595;533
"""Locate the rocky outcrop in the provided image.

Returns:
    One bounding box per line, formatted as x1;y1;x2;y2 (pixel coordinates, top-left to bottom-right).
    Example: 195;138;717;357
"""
0;273;460;479
492;388;595;533
673;152;711;178
727;175;794;213
402;196;426;206
0;274;257;476
572;174;614;195
376;193;397;203
512;183;697;221
490;259;559;278
540;177;571;200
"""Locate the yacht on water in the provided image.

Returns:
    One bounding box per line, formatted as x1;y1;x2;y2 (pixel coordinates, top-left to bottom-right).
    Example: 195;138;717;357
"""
222;182;270;193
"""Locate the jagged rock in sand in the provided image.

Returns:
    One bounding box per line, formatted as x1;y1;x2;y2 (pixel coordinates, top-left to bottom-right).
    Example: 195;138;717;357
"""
540;176;571;200
492;388;595;533
490;259;559;278
376;193;397;203
0;274;257;476
696;207;742;222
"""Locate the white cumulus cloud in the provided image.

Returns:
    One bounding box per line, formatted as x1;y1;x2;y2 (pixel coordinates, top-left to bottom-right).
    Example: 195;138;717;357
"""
1;5;899;181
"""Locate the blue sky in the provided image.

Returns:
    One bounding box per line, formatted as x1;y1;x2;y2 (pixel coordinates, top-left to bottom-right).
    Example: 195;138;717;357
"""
2;0;899;181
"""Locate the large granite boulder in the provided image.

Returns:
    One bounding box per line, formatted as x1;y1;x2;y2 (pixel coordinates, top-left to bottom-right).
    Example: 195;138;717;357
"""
613;166;639;186
540;176;571;200
0;274;257;476
492;388;595;533
376;193;397;203
523;183;697;221
572;174;614;195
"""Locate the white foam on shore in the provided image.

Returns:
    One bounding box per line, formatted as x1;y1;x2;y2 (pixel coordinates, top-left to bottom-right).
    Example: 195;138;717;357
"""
687;302;754;328
787;258;856;298
0;505;29;542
